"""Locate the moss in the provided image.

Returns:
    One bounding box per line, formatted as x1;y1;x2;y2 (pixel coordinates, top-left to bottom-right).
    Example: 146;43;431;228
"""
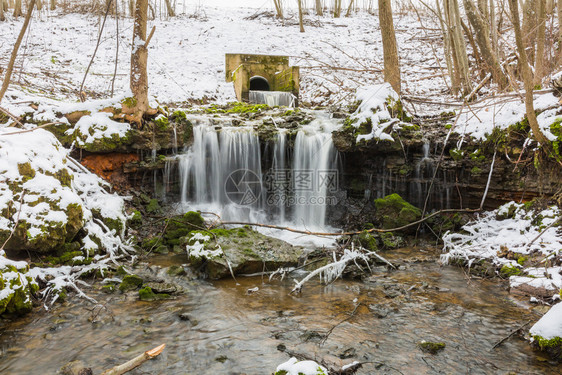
146;199;161;214
380;232;405;249
445;123;452;129
170;110;187;121
121;97;137;109
418;341;445;354
357;232;378;251
119;274;143;292
374;193;421;230
130;210;142;225
517;256;528;266
549;117;562;157
0;265;36;316
500;264;522;277
163;211;205;246
154;245;169;254
142;236;163;250
139;286;156;301
204;102;269;114
470;166;483;175
449;148;464;161
167;265;186;276
154;115;170;131
357;119;372;135
17;163;36;181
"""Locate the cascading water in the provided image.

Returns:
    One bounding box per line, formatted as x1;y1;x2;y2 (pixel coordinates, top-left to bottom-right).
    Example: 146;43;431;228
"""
249;91;295;107
292;127;338;230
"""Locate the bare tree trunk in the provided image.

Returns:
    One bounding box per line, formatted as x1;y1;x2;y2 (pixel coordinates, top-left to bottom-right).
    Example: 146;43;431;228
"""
464;0;509;88
522;0;537;64
123;0;152;125
334;0;342;17
379;0;401;93
163;0;174;16
346;0;355;16
273;0;283;19
0;0;5;21
446;0;472;94
436;0;457;92
50;0;55;10
315;0;323;15
13;0;21;17
298;0;305;32
128;0;134;16
0;0;36;103
490;0;499;57
509;0;551;145
460;19;483;69
558;0;562;58
534;0;546;85
36;0;42;11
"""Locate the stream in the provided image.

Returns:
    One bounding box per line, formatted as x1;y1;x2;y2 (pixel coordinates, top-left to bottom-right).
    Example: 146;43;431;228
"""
0;247;559;374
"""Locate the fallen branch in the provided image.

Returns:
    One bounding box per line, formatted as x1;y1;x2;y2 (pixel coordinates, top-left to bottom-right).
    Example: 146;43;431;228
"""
100;343;165;375
0;190;25;251
218;207;480;237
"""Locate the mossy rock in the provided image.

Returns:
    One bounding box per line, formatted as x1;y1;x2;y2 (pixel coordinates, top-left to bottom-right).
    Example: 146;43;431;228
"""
499;264;522;277
0;265;38;316
357;232;378;251
163;211;205;246
118;274;143;292
379;232;405;249
145;199;161;214
374;193;421;232
418;341;445;354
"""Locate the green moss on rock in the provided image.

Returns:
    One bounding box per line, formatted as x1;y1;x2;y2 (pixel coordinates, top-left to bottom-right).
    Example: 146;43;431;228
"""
119;274;143;292
418;341;445;354
374;193;421;231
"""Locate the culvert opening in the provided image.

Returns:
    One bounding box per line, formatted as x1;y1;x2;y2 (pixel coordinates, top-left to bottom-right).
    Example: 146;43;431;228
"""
249;76;270;91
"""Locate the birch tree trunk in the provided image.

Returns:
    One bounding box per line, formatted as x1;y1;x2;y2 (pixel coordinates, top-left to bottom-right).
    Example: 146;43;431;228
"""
534;0;546;85
13;0;21;17
464;0;509;88
379;0;401;93
315;0;323;15
509;0;551;145
0;0;36;103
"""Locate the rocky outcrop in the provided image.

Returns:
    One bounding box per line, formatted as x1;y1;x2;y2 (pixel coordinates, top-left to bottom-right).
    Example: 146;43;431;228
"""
184;227;304;279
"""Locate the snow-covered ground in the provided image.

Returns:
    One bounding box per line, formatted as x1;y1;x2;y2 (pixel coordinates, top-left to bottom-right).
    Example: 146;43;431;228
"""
0;5;448;107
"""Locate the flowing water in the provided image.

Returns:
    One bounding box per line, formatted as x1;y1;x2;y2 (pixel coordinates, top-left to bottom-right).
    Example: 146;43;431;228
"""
0;248;558;374
249;91;295;107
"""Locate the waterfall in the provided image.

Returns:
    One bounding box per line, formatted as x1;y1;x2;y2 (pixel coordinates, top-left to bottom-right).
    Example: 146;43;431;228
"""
177;113;341;232
249;91;295;107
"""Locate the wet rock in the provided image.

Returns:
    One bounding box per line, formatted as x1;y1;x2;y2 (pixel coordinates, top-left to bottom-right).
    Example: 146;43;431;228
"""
167;265;186;276
144;281;178;294
60;360;93;375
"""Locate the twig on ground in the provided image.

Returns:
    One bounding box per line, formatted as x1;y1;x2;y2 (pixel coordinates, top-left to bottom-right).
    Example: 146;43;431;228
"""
491;320;531;349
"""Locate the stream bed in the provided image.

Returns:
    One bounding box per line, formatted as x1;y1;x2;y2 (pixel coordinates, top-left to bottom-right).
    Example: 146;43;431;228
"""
0;247;559;374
